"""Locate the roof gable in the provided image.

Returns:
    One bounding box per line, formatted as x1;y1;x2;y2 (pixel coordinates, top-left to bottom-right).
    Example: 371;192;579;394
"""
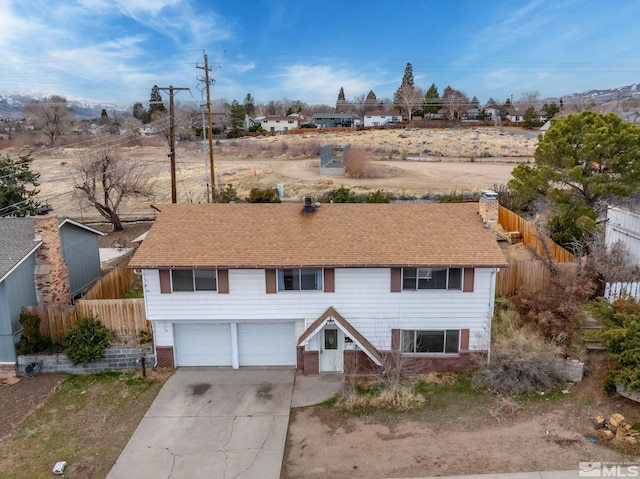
130;202;508;269
0;217;39;281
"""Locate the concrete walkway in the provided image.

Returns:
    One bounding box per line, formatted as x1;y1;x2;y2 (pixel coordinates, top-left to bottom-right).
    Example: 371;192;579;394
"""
107;368;344;479
389;469;638;479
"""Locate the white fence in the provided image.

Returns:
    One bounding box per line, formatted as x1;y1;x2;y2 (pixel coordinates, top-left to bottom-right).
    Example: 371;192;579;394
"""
604;281;640;302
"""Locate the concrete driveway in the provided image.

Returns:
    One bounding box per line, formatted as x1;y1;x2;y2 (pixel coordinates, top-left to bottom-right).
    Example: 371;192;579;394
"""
107;368;295;479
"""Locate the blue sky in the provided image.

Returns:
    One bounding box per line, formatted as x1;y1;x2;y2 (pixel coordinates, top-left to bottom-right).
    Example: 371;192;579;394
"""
1;0;639;108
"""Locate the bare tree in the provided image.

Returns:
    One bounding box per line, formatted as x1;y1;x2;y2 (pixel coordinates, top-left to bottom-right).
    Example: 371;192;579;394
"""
74;147;154;231
441;86;470;121
25;95;73;146
395;85;424;121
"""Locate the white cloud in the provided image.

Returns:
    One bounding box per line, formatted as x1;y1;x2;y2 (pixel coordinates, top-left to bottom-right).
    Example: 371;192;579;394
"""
274;65;373;105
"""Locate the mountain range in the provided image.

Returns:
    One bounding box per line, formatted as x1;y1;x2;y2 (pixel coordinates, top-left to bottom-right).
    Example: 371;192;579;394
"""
1;82;639;120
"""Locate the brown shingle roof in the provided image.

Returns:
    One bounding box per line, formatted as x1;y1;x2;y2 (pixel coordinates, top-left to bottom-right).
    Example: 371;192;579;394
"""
129;202;508;269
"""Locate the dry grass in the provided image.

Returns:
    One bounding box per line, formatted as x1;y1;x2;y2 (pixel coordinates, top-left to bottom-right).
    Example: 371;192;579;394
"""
345;147;373;178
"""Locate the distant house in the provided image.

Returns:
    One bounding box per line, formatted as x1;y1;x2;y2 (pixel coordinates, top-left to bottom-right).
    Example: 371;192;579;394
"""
260;116;300;133
0;214;104;372
313;113;359;128
129;195;508;374
363;111;404;127
482;105;503;121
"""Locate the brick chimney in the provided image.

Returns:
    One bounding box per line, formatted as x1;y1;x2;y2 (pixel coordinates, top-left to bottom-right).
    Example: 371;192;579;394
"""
33;214;71;306
479;190;499;228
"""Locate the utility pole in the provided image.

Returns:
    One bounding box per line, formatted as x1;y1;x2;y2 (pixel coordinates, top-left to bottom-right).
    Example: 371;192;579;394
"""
157;86;189;203
197;51;216;202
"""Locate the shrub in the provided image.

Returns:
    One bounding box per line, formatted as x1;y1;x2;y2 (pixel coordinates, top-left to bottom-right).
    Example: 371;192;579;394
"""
15;312;53;355
472;299;562;395
345;147;373;178
246;187;281;203
217;183;240;203
320;186;360;203
364;189;390;203
588;297;640;391
472;328;561;395
63;317;113;365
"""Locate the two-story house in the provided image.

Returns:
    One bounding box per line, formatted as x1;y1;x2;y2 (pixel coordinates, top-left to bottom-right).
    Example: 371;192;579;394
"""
260;116;299;133
129;196;508;374
363;111;404;127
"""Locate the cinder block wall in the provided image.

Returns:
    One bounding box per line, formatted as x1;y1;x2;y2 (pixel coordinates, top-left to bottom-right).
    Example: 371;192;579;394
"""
17;347;155;375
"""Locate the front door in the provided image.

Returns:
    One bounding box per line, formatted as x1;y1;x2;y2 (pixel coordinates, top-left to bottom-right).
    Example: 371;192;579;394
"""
320;327;343;372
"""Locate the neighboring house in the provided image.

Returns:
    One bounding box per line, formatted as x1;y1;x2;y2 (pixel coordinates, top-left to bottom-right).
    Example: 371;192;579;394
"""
313;113;359;128
605;203;640;266
129;195;508;374
363;111;404;127
0;214;104;372
260;116;300;133
482;105;503;121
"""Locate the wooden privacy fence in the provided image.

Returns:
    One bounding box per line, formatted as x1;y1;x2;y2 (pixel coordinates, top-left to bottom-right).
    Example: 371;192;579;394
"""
498;205;575;263
495;260;578;296
24;299;149;344
83;252;139;300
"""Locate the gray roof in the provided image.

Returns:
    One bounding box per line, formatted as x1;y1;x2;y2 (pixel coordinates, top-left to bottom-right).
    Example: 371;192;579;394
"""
0;217;39;282
0;216;104;282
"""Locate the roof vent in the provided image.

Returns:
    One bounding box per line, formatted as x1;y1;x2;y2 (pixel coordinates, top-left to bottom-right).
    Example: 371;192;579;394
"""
303;196;314;215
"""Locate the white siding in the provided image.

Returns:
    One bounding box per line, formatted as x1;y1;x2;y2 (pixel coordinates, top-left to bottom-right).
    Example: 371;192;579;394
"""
605;206;640;266
143;267;496;352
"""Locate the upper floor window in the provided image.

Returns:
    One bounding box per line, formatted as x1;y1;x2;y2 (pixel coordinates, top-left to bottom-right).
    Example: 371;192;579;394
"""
278;268;322;291
402;329;460;354
402;267;462;290
172;269;217;292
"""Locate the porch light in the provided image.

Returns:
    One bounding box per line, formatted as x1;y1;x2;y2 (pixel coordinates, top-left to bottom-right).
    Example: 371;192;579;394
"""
326;318;335;326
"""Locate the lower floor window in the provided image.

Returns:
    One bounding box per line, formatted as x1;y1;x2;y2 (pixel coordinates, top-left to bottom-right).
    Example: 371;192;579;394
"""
401;329;460;354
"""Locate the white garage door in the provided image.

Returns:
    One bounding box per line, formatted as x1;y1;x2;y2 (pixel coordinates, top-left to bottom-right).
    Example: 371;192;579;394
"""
174;323;232;367
238;323;296;366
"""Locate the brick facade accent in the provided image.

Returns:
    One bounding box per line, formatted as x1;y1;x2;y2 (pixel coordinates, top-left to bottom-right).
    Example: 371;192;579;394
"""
0;363;17;378
155;346;175;368
344;350;378;374
33;214;71;306
302;350;319;375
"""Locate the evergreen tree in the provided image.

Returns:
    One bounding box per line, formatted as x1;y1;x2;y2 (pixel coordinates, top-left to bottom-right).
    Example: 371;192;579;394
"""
542;102;560;120
401;62;414;87
471;96;480;108
394;62;415;108
0;154;40;216
148;85;167;120
243;93;256;118
522;106;540;129
132;102;147;123
508;111;640;247
336;86;347;112
229;100;246;130
364;90;377;112
423;83;440;116
487;97;498;106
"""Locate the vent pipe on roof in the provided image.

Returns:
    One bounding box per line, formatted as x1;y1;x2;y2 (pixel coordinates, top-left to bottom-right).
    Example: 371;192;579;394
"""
303;196;314;215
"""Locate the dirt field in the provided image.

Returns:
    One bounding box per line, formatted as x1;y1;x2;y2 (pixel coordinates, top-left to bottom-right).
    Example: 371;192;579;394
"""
283;352;640;479
4;127;537;223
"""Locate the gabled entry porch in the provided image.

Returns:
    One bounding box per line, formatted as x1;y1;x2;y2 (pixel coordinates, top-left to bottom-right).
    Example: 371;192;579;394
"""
297;307;383;375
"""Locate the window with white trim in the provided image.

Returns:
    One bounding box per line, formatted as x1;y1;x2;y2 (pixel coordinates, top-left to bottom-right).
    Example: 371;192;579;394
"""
278;268;322;291
401;330;460;354
402;267;462;290
171;269;217;292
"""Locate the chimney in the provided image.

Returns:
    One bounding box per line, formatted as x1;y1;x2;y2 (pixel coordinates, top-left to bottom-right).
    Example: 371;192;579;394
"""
302;195;314;215
479;189;499;228
33;213;71;306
